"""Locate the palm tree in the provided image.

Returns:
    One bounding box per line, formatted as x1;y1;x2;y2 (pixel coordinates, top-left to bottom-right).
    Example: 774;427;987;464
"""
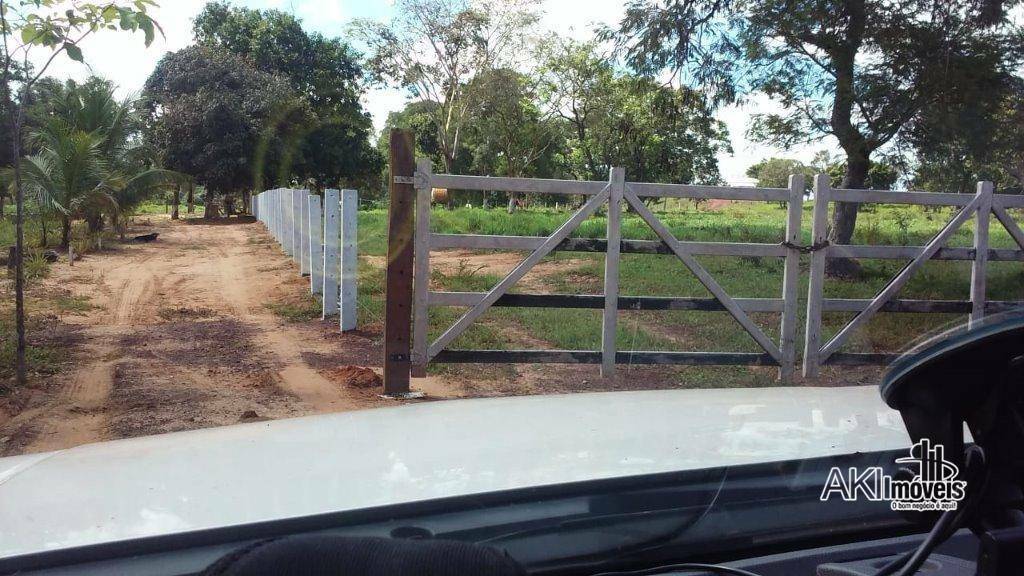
17;79;186;247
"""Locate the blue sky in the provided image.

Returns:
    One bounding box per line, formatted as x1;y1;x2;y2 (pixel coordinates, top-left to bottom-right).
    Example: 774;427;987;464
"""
27;0;830;185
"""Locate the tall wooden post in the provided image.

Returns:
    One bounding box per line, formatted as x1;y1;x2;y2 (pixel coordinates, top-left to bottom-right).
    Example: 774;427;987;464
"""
779;174;804;383
971;181;993;327
803;174;831;378
384;130;415;395
601;167;624;377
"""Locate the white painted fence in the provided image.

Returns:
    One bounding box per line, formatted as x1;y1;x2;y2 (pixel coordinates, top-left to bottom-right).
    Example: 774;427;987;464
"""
252;188;358;331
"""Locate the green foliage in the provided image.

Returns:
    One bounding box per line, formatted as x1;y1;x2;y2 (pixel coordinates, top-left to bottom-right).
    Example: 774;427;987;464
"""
142;46;308;197
16;79;186;244
192;2;382;191
746;158;815;192
353;0;541;172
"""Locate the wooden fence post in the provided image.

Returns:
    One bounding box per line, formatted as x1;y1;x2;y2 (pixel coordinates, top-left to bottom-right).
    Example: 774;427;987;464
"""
601;167;624;377
779;174;804;383
412;158;432;377
340;189;358;331
803;174;831;378
971;181;994;326
308;194;324;295
322;189;340;317
384;129;415;395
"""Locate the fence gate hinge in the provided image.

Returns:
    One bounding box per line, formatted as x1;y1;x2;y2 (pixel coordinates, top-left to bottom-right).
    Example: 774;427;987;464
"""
393;176;415;185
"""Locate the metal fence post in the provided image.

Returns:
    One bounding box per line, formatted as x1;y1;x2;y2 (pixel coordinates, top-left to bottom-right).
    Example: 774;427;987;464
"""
412;158;432;377
384;129;415;395
971;181;994;326
308;194;324;295
780;174;804;383
803;174;831;378
322;189;340;317
601;167;624;377
340;189;358;332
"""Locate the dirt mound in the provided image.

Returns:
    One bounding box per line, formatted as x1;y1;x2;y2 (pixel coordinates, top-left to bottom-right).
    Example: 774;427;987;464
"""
323;365;382;389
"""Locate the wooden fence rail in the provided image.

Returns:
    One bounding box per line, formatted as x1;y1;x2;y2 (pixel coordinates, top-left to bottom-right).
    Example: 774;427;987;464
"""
253;187;358;332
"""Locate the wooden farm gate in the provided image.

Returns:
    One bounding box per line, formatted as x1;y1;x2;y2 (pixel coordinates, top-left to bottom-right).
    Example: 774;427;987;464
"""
380;133;806;394
802;175;1024;376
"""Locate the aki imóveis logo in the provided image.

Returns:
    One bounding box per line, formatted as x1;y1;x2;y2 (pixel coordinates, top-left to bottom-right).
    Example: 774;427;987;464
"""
820;439;967;511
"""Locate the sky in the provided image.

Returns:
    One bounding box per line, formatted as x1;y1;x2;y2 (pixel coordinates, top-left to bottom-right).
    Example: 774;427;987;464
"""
26;0;832;186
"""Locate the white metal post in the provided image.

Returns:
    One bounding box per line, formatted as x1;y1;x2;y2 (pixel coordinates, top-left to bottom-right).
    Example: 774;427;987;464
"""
308;194;324;295
340;189;358;331
322;189;341;318
971;181;993;326
803;174;831;378
779;174;804;383
601;167;624;377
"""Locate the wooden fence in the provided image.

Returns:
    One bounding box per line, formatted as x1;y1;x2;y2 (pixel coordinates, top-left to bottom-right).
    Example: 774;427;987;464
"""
252;188;358;330
395;159;806;388
802;175;1024;376
374;130;1024;394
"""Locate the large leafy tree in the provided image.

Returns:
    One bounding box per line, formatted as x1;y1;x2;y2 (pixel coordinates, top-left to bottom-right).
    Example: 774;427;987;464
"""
540;39;728;184
142;46;311;214
606;0;1023;275
192;2;380;190
353;0;541;172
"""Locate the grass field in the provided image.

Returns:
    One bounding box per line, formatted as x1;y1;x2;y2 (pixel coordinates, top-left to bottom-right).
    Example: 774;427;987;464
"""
356;199;1024;385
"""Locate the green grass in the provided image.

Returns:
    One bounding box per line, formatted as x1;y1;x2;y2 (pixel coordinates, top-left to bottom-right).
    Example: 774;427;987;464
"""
353;201;1024;387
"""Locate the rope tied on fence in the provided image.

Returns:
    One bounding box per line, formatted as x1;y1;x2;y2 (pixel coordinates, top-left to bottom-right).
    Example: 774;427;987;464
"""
780;239;831;254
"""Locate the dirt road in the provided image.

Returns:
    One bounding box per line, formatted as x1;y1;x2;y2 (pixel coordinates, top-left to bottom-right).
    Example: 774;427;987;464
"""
0;216;456;455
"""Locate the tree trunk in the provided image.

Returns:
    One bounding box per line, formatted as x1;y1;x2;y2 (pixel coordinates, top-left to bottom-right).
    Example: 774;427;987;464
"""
241;190;251;215
187;182;194;214
61;217;71;249
10;94;26;386
39;214;47;247
827;152;870;277
0;192;5;221
171;184;181;220
507;193;517;214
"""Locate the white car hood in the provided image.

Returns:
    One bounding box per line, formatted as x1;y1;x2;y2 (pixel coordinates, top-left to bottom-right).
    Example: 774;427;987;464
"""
0;386;910;560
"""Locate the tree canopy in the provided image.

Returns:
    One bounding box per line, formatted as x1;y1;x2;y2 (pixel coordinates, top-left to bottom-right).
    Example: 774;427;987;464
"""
142;46;309;200
605;0;1024;273
192;2;381;190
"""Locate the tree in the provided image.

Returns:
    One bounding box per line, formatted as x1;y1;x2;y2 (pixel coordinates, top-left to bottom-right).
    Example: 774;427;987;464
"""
192;2;380;190
909;75;1024;194
539;39;729;184
746;158;815;192
353;0;541;172
1;0;160;387
18;79;185;245
606;0;1023;275
142;46;310;215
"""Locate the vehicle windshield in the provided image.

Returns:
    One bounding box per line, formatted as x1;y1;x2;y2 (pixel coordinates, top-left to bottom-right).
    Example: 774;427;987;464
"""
1;0;1021;569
